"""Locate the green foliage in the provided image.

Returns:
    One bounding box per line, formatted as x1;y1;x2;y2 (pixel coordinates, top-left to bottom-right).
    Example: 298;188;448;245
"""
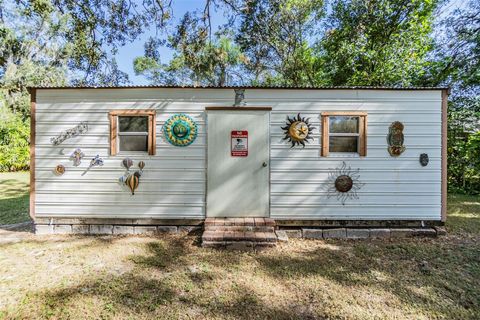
0;108;30;172
447;97;480;194
235;0;326;85
135;34;247;85
321;0;436;86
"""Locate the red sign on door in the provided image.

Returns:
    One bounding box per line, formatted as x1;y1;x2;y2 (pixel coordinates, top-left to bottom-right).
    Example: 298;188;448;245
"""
231;130;248;157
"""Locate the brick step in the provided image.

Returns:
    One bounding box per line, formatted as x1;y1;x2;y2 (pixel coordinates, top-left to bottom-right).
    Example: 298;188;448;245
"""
204;217;275;227
204;225;275;232
202;230;277;243
202;241;276;250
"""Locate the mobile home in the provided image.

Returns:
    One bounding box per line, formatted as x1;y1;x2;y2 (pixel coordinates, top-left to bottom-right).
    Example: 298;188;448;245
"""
29;86;448;243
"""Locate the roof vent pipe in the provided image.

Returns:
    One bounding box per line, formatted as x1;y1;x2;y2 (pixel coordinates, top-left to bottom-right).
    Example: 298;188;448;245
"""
233;89;246;107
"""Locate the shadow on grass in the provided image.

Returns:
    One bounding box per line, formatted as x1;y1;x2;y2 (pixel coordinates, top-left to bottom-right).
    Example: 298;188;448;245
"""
0;194;30;225
5;234;479;319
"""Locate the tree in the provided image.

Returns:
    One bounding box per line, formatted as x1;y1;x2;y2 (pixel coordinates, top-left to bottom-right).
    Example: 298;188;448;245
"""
235;0;326;86
320;0;437;86
134;11;247;86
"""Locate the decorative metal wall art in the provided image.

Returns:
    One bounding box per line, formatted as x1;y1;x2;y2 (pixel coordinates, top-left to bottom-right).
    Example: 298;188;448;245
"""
233;89;246;106
70;148;85;166
387;121;406;156
81;155;104;176
50;122;88;145
326;162;364;205
118;159;145;195
281;113;315;148
54;165;65;176
126;173;140;195
420;153;429;167
122;157;133;170
164;114;198;147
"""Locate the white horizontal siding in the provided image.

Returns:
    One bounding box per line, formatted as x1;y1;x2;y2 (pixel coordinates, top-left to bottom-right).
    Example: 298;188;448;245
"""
35;88;442;220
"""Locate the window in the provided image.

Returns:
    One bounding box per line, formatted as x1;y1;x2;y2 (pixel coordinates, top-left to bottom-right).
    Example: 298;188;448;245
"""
321;112;367;156
109;110;156;155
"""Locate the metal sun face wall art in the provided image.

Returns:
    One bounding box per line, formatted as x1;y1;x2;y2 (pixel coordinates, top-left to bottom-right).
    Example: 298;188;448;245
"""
387;121;406;156
50;122;88;145
163;114;198;147
326;162;365;205
281;113;315;148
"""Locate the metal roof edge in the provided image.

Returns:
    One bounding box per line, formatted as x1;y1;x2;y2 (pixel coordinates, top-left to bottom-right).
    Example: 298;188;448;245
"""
27;85;450;91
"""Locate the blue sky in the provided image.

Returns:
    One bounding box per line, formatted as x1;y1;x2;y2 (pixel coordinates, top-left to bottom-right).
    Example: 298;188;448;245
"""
115;0;226;85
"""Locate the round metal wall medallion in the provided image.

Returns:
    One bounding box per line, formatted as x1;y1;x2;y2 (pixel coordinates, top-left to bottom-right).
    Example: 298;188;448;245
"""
335;175;353;193
164;114;198;147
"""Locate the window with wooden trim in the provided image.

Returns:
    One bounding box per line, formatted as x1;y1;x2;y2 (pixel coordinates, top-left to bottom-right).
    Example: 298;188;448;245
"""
321;112;367;156
109;110;156;155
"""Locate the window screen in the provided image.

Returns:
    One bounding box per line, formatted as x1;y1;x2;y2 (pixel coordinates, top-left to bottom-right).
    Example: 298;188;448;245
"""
118;116;149;152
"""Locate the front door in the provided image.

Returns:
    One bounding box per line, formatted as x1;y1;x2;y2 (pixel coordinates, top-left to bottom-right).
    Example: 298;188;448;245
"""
206;109;270;217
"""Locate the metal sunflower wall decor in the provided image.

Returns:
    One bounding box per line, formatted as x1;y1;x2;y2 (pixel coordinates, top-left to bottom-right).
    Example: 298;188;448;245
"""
387;121;406;156
163;114;198;147
326;162;364;205
281;113;315;148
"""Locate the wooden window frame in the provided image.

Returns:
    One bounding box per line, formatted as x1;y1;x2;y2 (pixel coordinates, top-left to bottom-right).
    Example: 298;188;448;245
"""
321;111;367;157
109;110;156;156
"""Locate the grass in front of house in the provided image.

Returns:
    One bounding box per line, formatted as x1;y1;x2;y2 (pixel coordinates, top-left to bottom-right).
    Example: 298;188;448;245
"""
0;194;479;319
0;172;30;225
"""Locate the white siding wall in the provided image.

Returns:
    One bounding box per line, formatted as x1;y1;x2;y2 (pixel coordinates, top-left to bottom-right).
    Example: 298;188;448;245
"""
35;88;442;221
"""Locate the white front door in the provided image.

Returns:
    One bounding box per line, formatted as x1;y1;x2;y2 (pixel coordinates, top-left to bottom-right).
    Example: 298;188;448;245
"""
207;109;270;217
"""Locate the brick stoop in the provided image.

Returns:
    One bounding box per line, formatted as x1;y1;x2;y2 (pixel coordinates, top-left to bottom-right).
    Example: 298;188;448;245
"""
202;218;277;250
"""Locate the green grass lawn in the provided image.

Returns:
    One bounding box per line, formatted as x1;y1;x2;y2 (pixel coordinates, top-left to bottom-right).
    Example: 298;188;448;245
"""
0;172;30;225
0;172;479;319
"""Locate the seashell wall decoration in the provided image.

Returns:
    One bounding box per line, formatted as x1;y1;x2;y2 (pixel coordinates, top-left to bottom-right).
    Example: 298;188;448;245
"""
54;165;65;176
50;122;88;145
70;148;85;166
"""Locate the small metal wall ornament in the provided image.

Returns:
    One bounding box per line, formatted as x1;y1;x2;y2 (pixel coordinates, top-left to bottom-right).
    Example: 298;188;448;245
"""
233;89;246;106
70;148;85;166
325;162;365;205
387;121;406;156
122;157;133;170
419;153;429;167
50;122;88;145
81;155;104;176
281;113;316;148
163;114;198;147
54;165;65;176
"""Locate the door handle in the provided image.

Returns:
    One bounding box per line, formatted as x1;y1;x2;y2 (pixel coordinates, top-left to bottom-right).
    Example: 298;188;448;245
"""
262;162;268;167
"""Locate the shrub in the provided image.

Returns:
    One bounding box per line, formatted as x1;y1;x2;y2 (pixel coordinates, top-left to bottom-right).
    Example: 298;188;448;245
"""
0;115;30;171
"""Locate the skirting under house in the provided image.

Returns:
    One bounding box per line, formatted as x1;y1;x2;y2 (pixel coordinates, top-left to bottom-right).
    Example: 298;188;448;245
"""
28;85;449;239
